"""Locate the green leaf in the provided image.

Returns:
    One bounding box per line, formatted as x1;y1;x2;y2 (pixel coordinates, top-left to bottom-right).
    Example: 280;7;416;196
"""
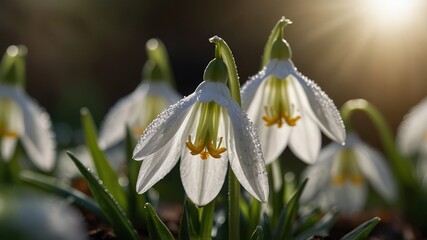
80;108;127;211
294;209;338;240
261;213;273;240
19;170;105;220
279;179;308;240
340;217;380;240
145;203;175;240
125;127;147;226
67;152;138;240
250;225;263;240
180;198;201;240
261;17;292;68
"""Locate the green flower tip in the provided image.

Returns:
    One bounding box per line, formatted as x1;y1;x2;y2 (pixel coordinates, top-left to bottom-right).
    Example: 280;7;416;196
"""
279;16;293;27
204;58;228;84
0;45;27;86
142;60;165;82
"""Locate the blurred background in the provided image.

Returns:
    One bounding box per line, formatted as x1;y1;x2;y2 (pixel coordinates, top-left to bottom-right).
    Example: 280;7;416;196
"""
1;0;426;150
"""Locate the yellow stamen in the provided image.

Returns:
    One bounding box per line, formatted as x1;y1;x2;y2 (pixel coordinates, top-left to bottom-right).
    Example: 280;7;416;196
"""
186;135;226;160
0;128;18;138
262;113;301;128
331;175;346;186
207;137;227;158
350;175;364;186
330;174;365;186
283;114;301;127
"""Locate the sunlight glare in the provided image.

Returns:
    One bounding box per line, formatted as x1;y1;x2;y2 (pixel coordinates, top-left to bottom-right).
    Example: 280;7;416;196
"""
364;0;418;26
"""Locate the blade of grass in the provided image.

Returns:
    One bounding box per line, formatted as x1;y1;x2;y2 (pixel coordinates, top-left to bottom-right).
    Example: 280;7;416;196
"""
68;152;137;240
145;203;175;240
80;108;127;211
340;217;380;240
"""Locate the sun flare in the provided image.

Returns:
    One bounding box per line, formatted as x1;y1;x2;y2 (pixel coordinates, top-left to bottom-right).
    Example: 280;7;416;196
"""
363;0;418;26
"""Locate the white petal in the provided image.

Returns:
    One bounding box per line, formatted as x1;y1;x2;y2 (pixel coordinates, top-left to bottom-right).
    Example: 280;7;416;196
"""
226;100;269;202
355;142;397;201
330;182;368;214
98;84;150;149
243;76;291;164
99;83;181;150
289;116;321;164
290;67;346;144
136;133;182;193
300;143;339;203
180;148;228;206
147;82;181;104
133;93;196;159
15;90;56;171
396;97;427;155
1;138;18;161
241;67;269;109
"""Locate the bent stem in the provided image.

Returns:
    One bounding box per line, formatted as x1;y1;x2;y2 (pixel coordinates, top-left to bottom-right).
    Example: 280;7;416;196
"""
209;36;241;240
340;99;417;196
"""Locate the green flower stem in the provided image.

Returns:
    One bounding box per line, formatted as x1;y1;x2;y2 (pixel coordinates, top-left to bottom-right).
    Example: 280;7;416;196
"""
261;17;292;68
200;199;215;239
209;36;241;106
145;38;175;87
340;99;417;192
209;36;241;240
0;45;26;88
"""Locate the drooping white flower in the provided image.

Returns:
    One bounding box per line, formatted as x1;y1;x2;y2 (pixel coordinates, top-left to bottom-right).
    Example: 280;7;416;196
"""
0;46;55;171
98;81;180;149
241;34;345;165
397;97;427;186
0;84;55;171
301;133;396;214
133;59;269;206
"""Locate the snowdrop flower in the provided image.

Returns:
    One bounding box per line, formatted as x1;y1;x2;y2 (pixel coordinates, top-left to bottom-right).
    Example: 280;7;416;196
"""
241;21;345;164
397;97;427;185
0;46;55;171
133;58;269;206
98;39;180;171
98;61;180;151
301;133;396;214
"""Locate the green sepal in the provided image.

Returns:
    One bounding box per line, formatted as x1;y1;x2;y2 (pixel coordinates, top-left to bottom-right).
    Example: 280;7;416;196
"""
270;38;292;60
203;58;228;84
19;170;105;221
145;38;175;86
67;152;138;240
145;203;175;240
80;108;127;211
340;217;381;240
261;17;292;68
0;45;26;88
